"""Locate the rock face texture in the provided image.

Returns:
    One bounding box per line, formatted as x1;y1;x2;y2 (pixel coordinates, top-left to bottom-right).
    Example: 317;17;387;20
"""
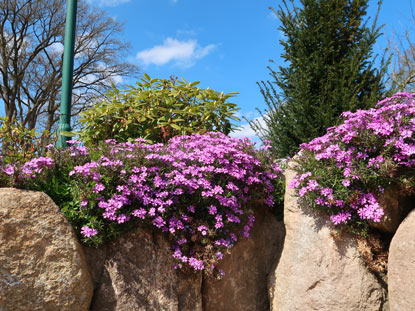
388;209;415;311
202;207;285;311
84;229;202;311
0;188;93;311
268;163;388;311
372;187;414;233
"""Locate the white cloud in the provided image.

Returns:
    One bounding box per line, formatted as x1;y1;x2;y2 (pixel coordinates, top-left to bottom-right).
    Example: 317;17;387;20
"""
230;123;257;138
78;63;123;86
87;0;131;7
111;74;123;85
48;42;64;55
230;116;266;139
136;38;215;68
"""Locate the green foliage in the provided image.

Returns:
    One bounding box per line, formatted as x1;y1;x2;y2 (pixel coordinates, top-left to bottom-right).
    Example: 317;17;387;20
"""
0;117;43;164
79;74;240;144
251;0;389;158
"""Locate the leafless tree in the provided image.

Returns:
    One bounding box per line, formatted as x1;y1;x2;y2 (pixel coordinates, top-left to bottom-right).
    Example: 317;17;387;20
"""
388;6;415;92
0;0;139;138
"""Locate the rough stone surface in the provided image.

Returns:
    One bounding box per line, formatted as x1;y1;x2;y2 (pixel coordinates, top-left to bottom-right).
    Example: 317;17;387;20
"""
0;188;93;311
268;163;388;311
388;209;415;311
372;187;414;233
84;229;202;311
203;206;285;311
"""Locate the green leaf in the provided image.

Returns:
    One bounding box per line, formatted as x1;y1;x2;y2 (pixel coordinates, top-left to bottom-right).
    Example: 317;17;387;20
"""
170;123;181;130
60;131;77;137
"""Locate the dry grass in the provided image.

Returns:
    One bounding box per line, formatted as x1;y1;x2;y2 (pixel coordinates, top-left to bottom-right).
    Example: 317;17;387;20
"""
356;232;389;275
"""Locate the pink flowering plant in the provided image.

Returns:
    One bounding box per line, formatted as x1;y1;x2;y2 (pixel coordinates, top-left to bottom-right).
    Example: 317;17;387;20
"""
0;132;283;277
290;93;415;235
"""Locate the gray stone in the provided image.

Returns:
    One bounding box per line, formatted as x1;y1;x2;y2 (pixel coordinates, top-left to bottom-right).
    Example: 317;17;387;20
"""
0;188;93;311
84;229;202;311
388;209;415;311
203;206;285;311
268;162;388;311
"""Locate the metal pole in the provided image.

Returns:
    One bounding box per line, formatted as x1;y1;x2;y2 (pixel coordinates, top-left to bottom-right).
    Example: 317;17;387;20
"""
58;0;78;148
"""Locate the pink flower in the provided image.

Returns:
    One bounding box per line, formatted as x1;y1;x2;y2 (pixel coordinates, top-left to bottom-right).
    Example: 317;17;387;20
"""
342;179;351;187
299;187;308;197
208;205;217;215
93;183;105;193
197;225;208;236
2;165;15;176
81;226;98;237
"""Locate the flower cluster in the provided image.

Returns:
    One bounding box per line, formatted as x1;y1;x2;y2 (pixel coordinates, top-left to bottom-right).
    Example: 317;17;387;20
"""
1;132;283;276
291;93;415;234
1;156;53;183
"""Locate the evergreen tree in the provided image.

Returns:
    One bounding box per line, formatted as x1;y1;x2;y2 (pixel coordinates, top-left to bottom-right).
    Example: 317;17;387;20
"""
251;0;388;158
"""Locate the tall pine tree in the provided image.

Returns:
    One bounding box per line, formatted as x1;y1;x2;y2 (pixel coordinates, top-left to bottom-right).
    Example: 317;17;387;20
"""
251;0;388;158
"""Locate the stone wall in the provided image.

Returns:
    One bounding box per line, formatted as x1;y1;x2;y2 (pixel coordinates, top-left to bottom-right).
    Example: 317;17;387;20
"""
1;181;414;311
0;188;283;311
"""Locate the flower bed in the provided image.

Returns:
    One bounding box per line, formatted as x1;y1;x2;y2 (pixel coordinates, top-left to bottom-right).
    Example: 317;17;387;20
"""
290;93;415;235
0;132;283;277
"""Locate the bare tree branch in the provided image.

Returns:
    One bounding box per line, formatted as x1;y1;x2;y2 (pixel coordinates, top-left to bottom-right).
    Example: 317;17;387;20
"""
388;3;415;92
0;0;139;136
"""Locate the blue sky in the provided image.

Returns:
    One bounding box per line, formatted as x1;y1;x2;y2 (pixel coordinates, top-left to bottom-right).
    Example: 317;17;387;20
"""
98;0;280;141
87;0;415;140
2;0;414;142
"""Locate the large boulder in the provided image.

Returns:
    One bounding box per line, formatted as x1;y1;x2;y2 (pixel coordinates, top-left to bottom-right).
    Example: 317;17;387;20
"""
84;229;202;311
203;206;285;311
268;163;388;311
388;209;415;311
0;188;93;311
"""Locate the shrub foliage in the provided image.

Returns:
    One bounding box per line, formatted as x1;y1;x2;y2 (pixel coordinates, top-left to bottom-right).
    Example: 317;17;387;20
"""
0;117;51;164
79;74;240;144
252;0;388;158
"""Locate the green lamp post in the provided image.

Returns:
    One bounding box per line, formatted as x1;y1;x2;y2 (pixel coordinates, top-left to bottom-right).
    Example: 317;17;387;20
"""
57;0;78;148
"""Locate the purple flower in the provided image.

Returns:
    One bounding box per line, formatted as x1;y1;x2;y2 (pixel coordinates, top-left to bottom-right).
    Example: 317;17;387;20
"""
330;212;352;225
2;165;15;176
208;205;217;215
93;183;105;193
81;226;98;237
307;179;319;191
197;225;209;236
153;216;166;228
299;187;308;197
188;257;204;270
132;208;147;219
1;131;284;274
342;179;351;187
320;187;333;197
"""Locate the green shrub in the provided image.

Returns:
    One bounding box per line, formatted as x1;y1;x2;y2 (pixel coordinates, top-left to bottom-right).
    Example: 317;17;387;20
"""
0;117;47;164
78;74;240;144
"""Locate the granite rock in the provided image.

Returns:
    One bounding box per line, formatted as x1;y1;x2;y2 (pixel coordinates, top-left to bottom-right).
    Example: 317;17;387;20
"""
0;188;93;311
